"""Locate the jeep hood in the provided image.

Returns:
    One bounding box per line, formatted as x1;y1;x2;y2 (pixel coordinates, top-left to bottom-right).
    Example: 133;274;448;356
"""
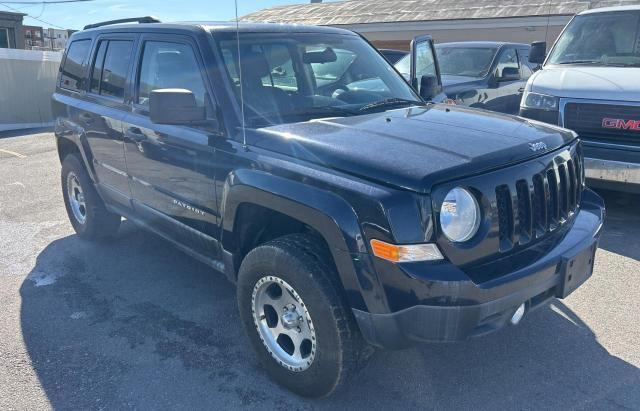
247;104;575;193
531;66;640;102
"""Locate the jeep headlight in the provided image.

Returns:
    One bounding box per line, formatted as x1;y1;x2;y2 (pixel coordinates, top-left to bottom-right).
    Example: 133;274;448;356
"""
440;187;481;242
521;90;558;111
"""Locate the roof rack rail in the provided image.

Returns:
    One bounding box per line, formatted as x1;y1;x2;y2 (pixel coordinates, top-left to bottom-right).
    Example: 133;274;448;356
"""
83;16;160;30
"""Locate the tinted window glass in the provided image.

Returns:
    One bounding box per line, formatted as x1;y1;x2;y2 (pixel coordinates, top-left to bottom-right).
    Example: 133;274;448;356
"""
90;41;107;94
518;49;533;79
0;29;9;48
495;48;519;78
436;46;497;77
60;39;91;91
415;40;437;79
99;40;133;100
137;41;206;106
394;54;410;76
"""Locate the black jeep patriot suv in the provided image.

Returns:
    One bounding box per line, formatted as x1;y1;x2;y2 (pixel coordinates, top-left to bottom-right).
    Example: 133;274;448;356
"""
52;18;605;397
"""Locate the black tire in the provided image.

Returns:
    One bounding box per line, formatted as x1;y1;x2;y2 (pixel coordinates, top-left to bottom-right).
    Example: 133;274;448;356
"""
61;154;120;241
237;233;369;398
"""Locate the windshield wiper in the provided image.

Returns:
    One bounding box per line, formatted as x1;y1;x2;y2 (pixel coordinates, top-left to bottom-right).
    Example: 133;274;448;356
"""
245;105;357;127
358;98;422;112
555;60;601;65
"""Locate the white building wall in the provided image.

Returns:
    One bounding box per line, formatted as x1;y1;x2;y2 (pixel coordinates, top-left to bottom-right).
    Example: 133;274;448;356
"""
0;48;62;131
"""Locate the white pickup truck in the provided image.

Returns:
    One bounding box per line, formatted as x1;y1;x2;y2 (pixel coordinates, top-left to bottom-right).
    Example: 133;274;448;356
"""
519;5;640;193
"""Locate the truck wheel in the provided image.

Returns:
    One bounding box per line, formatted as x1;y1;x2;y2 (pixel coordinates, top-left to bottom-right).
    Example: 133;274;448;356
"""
237;233;367;398
61;154;120;240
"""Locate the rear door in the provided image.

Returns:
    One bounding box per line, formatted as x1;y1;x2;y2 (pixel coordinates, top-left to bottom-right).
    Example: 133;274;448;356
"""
80;34;137;207
122;33;220;257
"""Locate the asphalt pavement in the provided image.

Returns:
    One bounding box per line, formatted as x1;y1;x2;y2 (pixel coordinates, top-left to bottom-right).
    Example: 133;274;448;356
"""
1;130;639;410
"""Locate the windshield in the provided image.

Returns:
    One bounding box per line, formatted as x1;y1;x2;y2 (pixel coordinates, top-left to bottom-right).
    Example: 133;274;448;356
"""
216;32;421;127
548;11;640;66
435;46;497;77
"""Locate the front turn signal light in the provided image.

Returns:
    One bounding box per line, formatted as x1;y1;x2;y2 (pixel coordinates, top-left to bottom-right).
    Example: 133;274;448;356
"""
370;239;443;262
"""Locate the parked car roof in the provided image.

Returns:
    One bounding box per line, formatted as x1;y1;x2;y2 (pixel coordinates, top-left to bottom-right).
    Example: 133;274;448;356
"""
579;5;640;15
76;21;356;36
435;41;529;48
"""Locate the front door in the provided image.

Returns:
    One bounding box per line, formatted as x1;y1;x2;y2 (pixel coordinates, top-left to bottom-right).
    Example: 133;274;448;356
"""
122;34;220;257
487;47;523;114
409;34;443;101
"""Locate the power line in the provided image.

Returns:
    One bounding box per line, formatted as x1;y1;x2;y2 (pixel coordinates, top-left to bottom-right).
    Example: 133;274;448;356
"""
0;1;66;28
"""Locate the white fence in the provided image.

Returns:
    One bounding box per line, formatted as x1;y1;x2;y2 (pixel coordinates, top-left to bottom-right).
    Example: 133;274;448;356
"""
0;48;63;132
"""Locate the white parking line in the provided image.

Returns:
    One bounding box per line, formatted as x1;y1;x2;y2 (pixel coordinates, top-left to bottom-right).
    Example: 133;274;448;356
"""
0;148;27;159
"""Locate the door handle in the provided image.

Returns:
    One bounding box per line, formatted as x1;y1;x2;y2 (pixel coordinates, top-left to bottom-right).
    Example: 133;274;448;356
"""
125;127;146;142
518;87;525;93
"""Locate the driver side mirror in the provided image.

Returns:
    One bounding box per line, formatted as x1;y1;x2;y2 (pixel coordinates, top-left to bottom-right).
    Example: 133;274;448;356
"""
149;88;206;125
419;75;439;101
497;66;520;82
529;41;546;65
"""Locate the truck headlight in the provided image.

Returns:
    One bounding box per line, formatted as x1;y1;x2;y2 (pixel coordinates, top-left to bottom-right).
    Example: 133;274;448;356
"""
440;187;480;242
522;91;558;111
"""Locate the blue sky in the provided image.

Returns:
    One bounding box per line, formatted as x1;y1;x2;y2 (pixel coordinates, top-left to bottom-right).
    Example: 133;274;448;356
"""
1;0;339;30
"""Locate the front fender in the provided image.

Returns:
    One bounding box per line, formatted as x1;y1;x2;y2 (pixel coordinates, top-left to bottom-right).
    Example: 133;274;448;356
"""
220;168;385;313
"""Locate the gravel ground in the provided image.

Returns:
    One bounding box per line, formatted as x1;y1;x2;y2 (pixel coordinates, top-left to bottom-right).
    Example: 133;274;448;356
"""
1;130;639;410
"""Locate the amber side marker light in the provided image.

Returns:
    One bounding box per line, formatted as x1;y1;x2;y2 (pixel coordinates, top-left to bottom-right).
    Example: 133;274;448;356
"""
370;239;444;262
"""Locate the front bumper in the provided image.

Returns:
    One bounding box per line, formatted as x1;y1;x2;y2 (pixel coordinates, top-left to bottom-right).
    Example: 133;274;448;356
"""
353;189;605;349
583;142;640;193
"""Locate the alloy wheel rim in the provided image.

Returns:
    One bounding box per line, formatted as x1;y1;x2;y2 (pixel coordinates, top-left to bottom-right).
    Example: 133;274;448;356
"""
251;276;316;372
67;172;87;224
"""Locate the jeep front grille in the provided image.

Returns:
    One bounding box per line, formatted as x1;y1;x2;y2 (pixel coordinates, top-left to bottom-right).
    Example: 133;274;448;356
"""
433;141;584;272
494;150;583;252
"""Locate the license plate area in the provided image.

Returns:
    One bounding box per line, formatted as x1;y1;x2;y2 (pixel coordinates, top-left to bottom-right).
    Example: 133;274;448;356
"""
557;243;597;298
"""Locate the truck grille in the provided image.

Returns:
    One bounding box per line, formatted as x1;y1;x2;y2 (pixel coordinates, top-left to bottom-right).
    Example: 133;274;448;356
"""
494;150;583;252
564;103;640;146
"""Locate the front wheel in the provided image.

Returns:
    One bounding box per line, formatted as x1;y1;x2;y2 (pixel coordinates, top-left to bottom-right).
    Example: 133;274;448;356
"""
237;234;368;398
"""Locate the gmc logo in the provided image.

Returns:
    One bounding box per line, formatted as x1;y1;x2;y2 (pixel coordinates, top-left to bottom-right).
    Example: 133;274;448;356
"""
602;118;640;131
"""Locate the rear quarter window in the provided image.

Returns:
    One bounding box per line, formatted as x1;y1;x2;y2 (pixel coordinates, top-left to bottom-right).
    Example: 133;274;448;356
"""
60;39;92;92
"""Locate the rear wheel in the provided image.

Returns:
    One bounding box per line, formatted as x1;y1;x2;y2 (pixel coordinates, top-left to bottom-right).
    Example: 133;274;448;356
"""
61;154;120;240
237;233;368;398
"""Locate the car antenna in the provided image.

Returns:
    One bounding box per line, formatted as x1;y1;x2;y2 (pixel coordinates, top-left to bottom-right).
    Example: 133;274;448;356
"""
235;0;248;150
544;0;552;45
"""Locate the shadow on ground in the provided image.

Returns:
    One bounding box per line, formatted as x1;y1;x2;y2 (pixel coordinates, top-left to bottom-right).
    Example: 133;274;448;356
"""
0;127;53;139
20;212;640;409
595;189;640;261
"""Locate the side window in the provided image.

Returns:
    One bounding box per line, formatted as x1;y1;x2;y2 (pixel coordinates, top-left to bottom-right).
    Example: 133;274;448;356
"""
137;41;207;106
495;48;520;79
100;41;133;100
0;28;10;48
518;49;533;79
60;39;92;92
415;41;437;79
90;41;107;94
